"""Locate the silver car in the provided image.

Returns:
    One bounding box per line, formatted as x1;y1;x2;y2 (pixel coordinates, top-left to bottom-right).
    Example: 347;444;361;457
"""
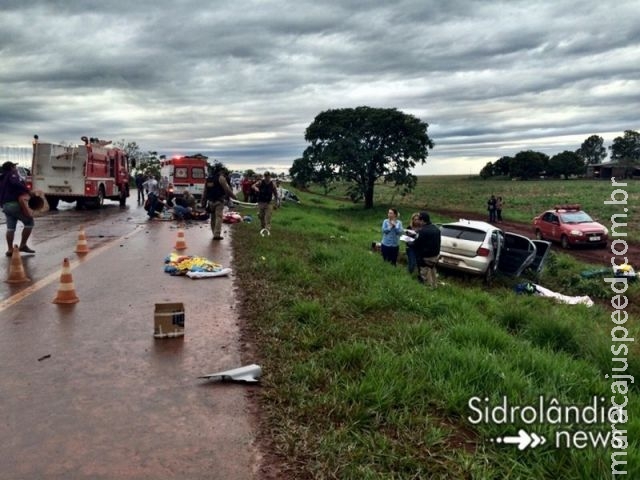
438;219;550;285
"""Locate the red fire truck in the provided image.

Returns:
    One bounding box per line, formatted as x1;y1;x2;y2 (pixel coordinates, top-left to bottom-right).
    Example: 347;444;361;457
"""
160;154;209;199
31;135;131;210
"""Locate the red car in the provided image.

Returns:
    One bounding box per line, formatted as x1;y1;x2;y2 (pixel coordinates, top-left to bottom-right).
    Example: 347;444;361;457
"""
533;204;608;249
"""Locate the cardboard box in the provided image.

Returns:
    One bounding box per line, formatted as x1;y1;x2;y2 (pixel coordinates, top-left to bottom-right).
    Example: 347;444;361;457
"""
154;302;185;338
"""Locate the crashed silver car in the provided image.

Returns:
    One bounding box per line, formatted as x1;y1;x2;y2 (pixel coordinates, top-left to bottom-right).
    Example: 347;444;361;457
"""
438;219;551;285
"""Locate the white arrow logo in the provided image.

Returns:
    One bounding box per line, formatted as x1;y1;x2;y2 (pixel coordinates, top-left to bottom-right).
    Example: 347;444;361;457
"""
493;429;547;450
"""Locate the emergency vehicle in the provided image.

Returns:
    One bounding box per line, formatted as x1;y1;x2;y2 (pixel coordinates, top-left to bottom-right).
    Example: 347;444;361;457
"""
160;154;208;199
31;135;131;210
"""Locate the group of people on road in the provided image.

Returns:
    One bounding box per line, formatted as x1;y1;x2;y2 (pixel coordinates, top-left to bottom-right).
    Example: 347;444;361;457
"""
139;172;206;222
201;167;281;240
137;165;287;240
1;157;291;264
487;194;504;223
379;208;441;288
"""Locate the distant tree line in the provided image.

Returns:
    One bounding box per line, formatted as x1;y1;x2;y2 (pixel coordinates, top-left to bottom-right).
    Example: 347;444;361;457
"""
479;130;640;180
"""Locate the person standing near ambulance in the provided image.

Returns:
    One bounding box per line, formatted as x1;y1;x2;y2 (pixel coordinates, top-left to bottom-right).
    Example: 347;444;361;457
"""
201;164;236;240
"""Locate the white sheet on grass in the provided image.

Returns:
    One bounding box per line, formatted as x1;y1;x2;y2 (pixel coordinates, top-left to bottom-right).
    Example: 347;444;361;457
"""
533;283;594;307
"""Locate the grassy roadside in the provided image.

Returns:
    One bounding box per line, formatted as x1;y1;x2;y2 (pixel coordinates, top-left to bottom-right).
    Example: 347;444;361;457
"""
232;184;639;479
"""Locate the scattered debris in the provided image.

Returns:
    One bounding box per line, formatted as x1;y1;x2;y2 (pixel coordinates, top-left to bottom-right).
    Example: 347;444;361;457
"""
154;302;185;338
164;253;229;277
581;263;638;280
199;364;262;383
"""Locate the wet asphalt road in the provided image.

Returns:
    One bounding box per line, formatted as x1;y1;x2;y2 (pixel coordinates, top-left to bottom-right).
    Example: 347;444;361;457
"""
0;200;259;479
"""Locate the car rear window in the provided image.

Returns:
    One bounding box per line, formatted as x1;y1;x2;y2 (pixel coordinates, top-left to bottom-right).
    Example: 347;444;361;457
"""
440;226;486;242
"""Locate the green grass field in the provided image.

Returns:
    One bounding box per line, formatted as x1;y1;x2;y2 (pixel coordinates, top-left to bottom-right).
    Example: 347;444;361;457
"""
320;175;640;236
232;176;639;479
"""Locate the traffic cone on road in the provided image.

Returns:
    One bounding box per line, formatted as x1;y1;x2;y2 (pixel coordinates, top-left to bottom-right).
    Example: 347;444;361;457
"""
75;226;90;254
6;245;30;284
52;258;79;304
174;228;187;251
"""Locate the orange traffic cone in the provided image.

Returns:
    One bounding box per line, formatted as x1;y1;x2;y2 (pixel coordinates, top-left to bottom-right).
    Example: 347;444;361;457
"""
6;245;30;284
52;258;79;304
174;228;187;251
75;227;90;254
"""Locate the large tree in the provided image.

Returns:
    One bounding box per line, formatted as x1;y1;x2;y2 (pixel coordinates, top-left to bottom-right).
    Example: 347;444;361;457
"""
479;161;494;179
576;135;607;165
610;130;640;177
548;150;585;178
297;106;433;208
493;156;513;177
509;150;549;180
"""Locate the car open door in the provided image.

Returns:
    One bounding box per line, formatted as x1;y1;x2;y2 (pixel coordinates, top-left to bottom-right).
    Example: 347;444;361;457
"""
528;240;552;274
497;232;537;277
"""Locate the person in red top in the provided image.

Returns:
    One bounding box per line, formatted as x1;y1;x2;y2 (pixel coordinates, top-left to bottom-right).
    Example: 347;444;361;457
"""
241;176;253;202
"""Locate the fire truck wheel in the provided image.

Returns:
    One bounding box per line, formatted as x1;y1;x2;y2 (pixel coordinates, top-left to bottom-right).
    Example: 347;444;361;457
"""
46;196;59;211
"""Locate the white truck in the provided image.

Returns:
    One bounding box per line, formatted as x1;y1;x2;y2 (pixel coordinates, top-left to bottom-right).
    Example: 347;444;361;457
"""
31;136;131;210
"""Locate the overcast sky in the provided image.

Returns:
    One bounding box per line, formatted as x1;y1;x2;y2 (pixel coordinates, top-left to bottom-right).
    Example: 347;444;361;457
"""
1;0;639;175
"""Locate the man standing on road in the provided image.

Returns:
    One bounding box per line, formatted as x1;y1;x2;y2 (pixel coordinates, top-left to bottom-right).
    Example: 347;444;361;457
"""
135;173;146;203
0;161;36;257
252;171;279;233
412;211;441;288
201;165;236;240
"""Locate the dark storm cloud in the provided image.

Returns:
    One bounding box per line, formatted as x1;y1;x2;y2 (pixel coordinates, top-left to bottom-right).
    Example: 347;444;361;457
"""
1;0;639;174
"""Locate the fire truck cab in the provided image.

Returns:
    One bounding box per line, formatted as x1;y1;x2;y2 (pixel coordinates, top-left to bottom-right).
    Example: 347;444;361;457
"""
160;154;208;199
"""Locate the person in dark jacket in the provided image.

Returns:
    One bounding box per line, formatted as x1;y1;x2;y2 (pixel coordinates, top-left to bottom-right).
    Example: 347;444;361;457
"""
487;194;497;222
411;211;441;288
135;173;146;203
201;165;236;240
0;161;35;257
252;172;279;232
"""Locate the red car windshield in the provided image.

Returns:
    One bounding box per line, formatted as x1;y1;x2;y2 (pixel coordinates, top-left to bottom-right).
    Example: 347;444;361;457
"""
559;211;593;224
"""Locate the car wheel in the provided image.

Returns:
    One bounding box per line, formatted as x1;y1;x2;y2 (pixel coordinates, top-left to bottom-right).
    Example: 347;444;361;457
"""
561;235;570;249
535;229;544;240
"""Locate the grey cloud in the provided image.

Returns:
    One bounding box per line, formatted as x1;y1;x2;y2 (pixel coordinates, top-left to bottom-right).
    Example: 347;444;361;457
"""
1;0;639;175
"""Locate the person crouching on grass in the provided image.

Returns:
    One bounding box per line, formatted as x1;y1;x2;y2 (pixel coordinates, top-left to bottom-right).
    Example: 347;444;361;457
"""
380;208;403;266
